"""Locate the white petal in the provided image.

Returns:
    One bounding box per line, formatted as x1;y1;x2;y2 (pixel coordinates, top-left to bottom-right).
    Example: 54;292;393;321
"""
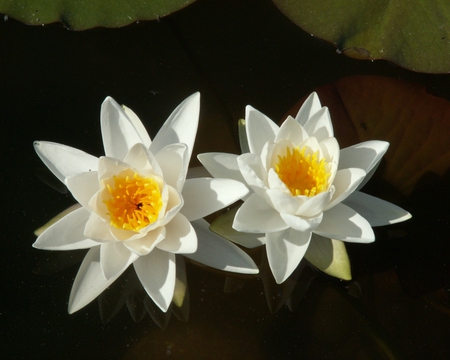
65;171;99;209
295;92;322;126
187;219;259;274
320;137;340;164
84;212;116;242
325;168;366;210
123;226;166;255
209;206;266;248
266;228;311;283
157;213;197;254
100;242;139;280
97;156;130;181
315;203;375;243
303;107;334;141
237;153;267;196
122;104;151;147
245;105;279;155
33;207;98;250
150;92;200;162
101;97;145;161
339;140;389;173
155;143;188;192
181;178;249;221
238;118;250;153
295;189;335;217
134;248;176;312
123;142;162;176
68;246;128;314
344;191;412;227
197;152;245;184
34;141;98;183
280;212;323;232
274;117;308;144
233;193;289;233
266;188;303;215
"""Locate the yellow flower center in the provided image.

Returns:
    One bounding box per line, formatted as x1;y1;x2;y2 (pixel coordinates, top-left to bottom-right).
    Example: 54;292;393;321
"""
274;146;330;197
104;172;163;232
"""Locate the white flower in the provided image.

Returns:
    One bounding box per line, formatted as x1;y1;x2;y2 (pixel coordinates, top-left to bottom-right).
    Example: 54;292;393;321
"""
199;92;411;284
33;93;258;313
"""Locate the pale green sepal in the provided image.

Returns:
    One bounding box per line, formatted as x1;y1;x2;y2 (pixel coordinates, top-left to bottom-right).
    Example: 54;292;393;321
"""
238;119;250;154
34;203;82;236
172;256;187;308
304;234;352;280
210;206;265;249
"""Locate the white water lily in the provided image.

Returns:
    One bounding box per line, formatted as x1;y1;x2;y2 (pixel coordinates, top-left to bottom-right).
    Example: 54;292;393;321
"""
199;92;411;284
33;93;258;313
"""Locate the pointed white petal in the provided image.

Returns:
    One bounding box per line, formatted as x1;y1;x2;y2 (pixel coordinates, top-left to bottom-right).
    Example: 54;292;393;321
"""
197;152;245;184
187;219;259;274
266;188;303;215
134;248;176;312
123;142;162;176
315;203;375;243
150;92;200;162
303;107;333;141
101;97;145;161
325;168;366;210
210;206;266;248
65;171;99;209
238;118;250;153
274;117;308;144
237;153;267;196
157;213;197;254
34;141;98;183
68;246;128;314
33;207;98;250
84;212;116;242
320;136;340;164
182;178;248;221
295;188;335;217
339;140;389;173
245;105;278;155
344;191;412;227
122;104;151;147
295;92;322;126
34;203;82;237
123;226;166;255
266;228;311;283
280;212;323;232
155;143;188;192
100;242;139;280
233;193;288;233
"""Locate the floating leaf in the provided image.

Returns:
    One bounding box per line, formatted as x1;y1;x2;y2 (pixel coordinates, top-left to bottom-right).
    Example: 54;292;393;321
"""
0;0;196;30
305;235;352;280
273;0;450;73
288;75;450;196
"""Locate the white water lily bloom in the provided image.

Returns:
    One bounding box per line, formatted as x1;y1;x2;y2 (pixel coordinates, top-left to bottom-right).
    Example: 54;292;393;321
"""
199;92;411;284
33;93;258;313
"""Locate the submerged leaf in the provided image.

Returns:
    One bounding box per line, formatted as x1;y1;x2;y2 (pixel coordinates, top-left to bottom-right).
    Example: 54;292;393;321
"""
0;0;196;30
273;0;450;73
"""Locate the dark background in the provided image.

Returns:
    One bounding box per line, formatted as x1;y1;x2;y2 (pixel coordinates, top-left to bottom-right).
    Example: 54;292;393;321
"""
2;0;450;358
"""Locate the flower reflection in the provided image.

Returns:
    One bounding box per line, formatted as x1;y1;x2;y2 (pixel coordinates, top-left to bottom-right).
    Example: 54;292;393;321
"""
199;92;412;284
33;93;258;314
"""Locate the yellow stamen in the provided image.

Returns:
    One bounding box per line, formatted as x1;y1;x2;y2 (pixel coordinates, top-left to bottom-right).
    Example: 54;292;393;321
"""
104;172;163;232
274;146;330;197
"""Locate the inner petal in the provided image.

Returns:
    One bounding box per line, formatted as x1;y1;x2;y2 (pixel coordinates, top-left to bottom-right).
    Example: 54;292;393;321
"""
103;169;164;232
274;145;330;197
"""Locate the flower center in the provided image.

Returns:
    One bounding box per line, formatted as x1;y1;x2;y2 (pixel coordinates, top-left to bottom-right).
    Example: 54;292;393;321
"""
104;172;163;232
274;146;330;197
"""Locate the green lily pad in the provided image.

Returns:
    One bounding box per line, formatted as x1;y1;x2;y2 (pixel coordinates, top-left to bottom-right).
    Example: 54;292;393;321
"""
0;0;196;30
273;0;450;73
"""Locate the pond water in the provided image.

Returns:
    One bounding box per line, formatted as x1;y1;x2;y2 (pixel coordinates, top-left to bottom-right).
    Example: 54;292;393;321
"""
2;0;450;358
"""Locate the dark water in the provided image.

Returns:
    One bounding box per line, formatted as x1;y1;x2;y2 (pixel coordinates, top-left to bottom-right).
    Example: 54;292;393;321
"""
2;0;450;358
